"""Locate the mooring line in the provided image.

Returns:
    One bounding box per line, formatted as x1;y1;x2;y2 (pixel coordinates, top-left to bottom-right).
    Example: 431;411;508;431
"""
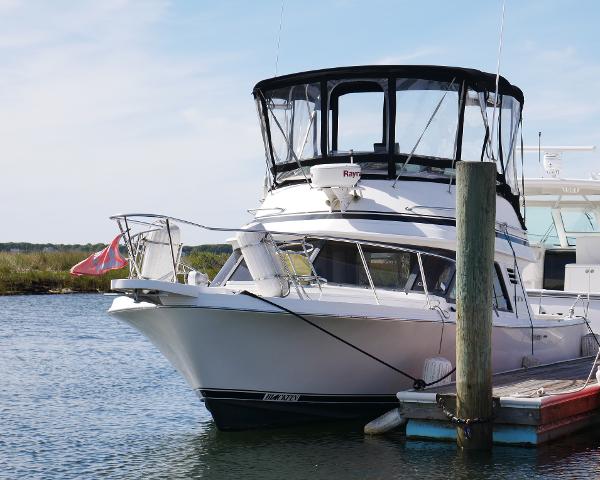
240;290;454;390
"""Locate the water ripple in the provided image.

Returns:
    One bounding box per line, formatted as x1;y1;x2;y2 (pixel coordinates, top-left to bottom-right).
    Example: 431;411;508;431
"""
2;294;600;479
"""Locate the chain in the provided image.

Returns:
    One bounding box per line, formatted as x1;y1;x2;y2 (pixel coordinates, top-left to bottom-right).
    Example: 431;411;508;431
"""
436;394;495;426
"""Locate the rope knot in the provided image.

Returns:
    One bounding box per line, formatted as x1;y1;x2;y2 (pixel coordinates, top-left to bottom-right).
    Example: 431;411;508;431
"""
413;379;427;390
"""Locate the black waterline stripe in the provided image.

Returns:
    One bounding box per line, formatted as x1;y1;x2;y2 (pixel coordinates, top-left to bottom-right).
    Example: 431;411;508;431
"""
200;389;398;403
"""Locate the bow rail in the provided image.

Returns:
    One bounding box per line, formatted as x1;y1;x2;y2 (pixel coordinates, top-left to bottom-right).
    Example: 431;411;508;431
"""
110;213;456;306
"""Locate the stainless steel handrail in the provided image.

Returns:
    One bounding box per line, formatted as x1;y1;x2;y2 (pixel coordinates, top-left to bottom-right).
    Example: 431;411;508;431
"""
110;212;455;303
110;212;456;264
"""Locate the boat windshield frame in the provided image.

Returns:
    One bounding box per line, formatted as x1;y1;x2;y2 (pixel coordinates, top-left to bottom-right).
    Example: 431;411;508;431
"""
253;65;524;203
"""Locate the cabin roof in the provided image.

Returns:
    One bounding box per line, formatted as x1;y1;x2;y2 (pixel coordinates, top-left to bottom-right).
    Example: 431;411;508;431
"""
253;65;524;104
524;178;600;197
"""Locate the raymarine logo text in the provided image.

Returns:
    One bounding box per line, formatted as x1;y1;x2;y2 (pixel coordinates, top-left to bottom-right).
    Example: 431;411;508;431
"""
343;170;360;178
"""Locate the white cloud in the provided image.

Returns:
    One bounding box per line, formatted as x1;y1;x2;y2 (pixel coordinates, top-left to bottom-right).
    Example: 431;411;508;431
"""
517;45;600;123
510;45;600;177
0;1;265;244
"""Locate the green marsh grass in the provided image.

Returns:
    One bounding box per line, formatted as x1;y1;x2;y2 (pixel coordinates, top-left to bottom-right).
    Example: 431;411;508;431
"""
0;249;230;295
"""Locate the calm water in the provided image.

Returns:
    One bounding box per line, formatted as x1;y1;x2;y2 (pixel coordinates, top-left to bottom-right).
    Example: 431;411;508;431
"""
2;294;600;479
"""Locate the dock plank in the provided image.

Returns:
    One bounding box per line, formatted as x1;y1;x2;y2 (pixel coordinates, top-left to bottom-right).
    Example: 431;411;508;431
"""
397;356;600;445
430;356;598;398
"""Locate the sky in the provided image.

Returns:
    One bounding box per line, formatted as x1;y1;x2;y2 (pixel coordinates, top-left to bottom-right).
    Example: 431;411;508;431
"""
1;0;599;244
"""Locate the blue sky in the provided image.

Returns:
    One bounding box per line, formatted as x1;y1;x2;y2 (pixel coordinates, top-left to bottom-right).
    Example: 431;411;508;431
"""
1;0;599;243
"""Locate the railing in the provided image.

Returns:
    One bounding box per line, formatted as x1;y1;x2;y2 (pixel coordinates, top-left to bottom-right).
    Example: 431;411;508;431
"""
110;213;456;308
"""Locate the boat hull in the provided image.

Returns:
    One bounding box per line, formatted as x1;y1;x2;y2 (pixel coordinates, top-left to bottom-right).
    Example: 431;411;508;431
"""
201;390;397;430
109;295;585;430
527;289;600;333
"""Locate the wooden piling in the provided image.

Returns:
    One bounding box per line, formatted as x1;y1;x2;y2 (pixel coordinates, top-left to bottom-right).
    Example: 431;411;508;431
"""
455;161;497;450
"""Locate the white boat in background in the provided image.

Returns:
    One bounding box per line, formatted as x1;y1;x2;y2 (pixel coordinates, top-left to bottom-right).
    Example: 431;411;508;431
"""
107;66;588;430
521;146;600;331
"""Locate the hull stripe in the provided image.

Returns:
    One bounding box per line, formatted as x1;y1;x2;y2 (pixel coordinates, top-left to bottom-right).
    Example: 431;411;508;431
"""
257;211;529;246
200;389;398;404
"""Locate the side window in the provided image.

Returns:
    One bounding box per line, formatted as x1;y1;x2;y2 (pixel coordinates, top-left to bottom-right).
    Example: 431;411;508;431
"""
228;258;252;282
359;248;412;290
446;264;511;311
312;241;367;286
416;255;455;295
211;250;241;286
312;241;455;295
543;250;576;290
492;264;512;312
336;92;386;153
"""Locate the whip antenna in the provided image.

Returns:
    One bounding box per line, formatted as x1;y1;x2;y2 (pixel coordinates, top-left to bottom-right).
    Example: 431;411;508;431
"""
489;0;506;159
274;0;285;76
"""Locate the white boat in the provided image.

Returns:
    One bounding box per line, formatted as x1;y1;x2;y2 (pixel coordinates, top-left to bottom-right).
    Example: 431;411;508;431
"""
521;146;600;331
108;66;587;430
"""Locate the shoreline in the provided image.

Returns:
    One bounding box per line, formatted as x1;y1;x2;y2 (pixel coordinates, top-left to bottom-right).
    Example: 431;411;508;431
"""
0;248;229;296
0;288;110;296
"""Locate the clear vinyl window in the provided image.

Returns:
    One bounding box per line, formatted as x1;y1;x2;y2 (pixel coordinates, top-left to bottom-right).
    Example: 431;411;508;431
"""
312;241;454;296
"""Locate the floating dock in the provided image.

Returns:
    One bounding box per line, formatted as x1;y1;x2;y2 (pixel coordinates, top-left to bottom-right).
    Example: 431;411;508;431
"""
397;356;600;446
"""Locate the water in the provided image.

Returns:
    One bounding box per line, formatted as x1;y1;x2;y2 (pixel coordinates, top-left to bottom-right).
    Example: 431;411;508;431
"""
2;294;600;479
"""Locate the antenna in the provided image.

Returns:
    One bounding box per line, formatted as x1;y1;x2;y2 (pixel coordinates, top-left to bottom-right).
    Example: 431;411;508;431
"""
521;145;596;178
274;0;285;77
489;0;506;157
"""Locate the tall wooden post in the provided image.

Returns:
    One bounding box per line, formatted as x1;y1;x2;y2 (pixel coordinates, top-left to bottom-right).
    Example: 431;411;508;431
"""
455;161;496;450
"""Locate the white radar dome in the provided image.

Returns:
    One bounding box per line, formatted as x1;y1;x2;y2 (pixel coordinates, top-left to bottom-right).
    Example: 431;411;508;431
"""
310;163;361;188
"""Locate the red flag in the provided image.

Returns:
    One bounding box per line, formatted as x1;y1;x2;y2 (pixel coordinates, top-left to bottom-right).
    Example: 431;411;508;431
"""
70;235;128;276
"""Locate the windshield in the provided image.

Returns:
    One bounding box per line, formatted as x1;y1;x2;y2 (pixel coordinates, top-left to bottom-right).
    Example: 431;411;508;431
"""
561;210;600;234
526;205;600;246
255;69;523;194
526;206;560;246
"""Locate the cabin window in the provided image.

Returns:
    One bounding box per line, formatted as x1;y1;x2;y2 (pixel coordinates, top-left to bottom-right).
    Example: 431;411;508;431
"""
561;210;599;236
445;263;511;312
312;241;454;295
263;83;322;165
460;90;521;194
461;89;488;162
492;264;512;312
499;95;521;185
335;91;385;153
228;258;252;282
525;206;559;246
543;250;576;291
327;79;388;157
212;249;242;286
395;78;459;163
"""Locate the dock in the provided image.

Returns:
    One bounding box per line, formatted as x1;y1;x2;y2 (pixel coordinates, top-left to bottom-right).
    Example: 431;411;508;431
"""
397;356;600;446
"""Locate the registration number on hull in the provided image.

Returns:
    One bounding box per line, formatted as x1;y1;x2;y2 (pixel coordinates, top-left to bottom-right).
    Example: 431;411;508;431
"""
263;393;301;402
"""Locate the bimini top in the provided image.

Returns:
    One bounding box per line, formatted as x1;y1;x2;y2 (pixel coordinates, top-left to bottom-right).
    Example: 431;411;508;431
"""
252;64;525;221
254;65;523;104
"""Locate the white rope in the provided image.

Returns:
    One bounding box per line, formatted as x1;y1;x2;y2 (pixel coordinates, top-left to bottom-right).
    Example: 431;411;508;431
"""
274;0;285;77
513;348;600;398
489;0;506;159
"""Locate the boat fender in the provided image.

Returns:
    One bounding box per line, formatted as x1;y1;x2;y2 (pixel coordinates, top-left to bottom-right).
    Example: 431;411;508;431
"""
522;355;541;369
364;408;406;435
140;222;181;281
187;270;209;286
422;357;453;386
581;333;600;357
236;224;289;297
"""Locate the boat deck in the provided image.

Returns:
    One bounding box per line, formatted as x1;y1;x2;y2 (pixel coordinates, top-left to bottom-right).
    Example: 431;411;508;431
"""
397;356;600;445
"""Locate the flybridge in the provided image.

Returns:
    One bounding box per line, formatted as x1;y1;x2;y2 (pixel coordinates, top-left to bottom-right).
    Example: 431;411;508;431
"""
252;65;524;200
